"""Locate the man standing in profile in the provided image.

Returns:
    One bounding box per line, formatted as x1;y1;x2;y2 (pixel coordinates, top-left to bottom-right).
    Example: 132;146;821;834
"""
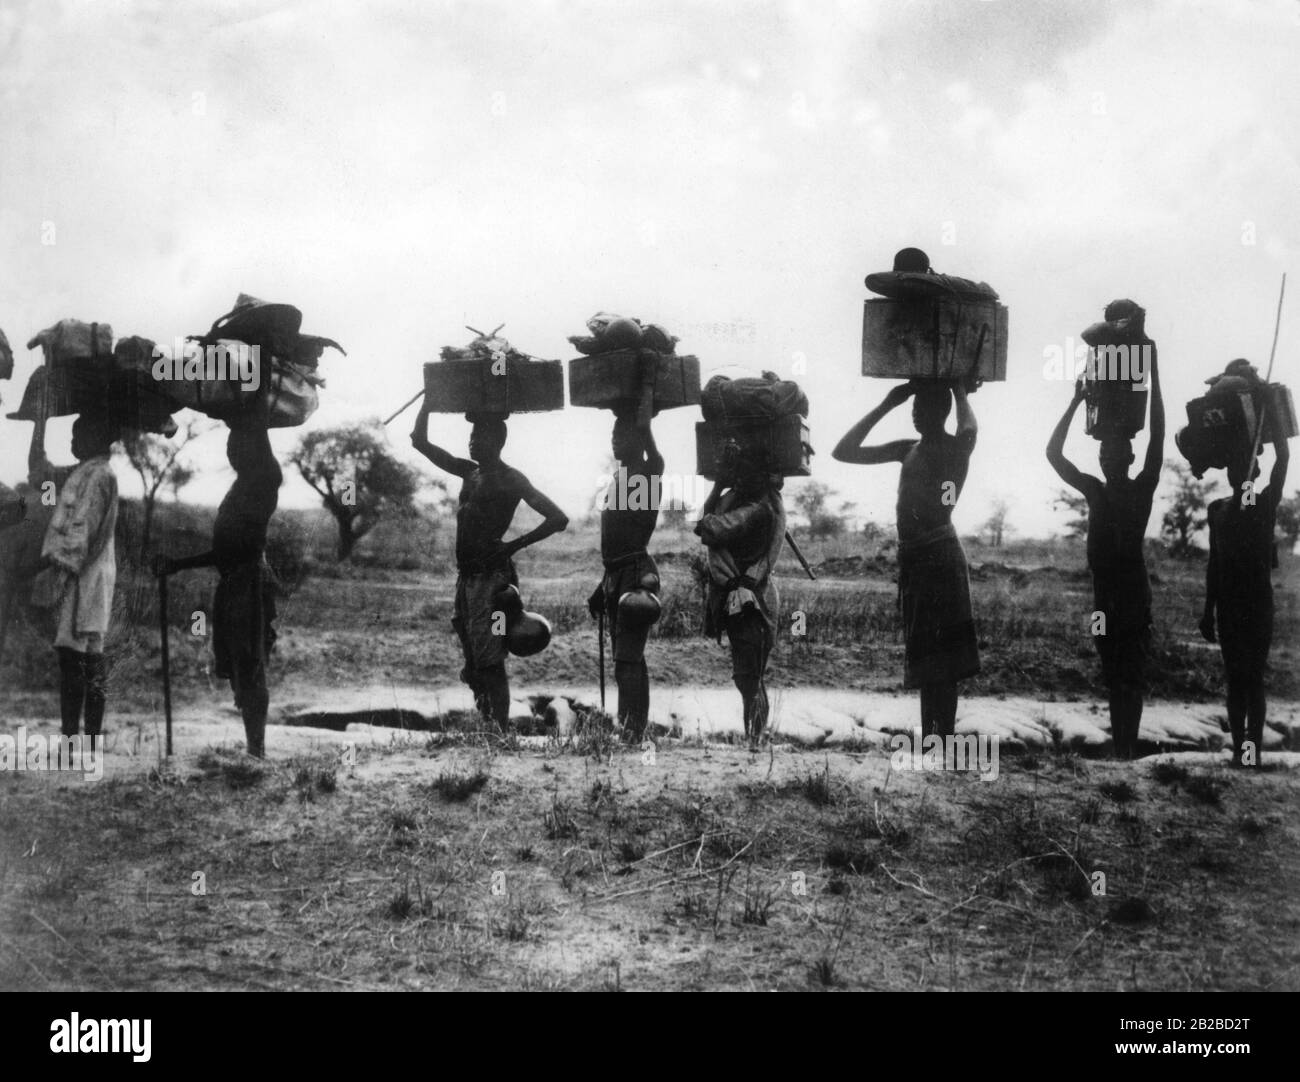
589;373;664;742
696;441;787;749
37;412;120;750
412;404;568;728
833;379;980;737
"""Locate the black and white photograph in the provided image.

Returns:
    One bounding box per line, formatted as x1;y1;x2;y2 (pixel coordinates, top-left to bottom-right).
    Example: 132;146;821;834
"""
0;0;1296;1027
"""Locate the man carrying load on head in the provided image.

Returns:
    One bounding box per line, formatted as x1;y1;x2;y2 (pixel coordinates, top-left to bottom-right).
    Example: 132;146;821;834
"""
1201;382;1289;769
1046;341;1164;760
833;379;980;738
156;398;282;758
696;442;787;749
412;405;568;729
588;361;664;742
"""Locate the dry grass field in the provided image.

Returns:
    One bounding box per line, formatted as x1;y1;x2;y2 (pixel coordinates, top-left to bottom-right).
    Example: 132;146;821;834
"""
1;504;1297;991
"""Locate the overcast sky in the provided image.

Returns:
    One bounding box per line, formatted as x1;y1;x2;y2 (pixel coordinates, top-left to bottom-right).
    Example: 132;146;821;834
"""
2;0;1296;540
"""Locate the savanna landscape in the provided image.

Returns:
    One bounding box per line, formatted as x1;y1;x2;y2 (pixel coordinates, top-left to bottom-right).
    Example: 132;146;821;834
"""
1;497;1297;991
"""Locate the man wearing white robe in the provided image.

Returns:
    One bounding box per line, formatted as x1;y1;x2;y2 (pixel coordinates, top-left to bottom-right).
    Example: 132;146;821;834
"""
38;415;118;745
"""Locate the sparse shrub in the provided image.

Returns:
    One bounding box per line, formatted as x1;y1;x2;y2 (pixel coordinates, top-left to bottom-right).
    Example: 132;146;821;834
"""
431;769;489;802
1151;761;1189;786
1186;774;1225;806
1099;780;1138;804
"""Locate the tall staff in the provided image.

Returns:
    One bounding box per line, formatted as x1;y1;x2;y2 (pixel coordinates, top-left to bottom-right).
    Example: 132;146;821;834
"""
1246;273;1287;487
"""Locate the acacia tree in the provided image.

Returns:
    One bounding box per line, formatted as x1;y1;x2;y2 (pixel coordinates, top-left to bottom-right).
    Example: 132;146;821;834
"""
792;480;854;540
292;423;426;561
982;498;1012;547
120;417;214;560
1160;459;1218;557
1053;489;1089;539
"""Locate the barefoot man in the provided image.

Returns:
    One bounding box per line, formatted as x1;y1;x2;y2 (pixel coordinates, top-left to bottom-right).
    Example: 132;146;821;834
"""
1201;381;1289;768
589;375;664;742
695;440;787;748
412;405;568;728
833;380;980;737
157;407;282;758
1046;348;1164;759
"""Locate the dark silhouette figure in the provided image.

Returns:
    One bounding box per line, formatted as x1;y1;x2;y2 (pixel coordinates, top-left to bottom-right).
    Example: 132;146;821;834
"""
411;404;568;727
833;380;979;738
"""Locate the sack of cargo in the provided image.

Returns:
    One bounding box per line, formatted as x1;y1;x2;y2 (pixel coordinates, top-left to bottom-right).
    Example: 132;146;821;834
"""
862;297;1008;383
695;415;811;480
568;349;700;412
1176;392;1255;475
864;270;999;303
194;294;302;358
700;372;808;426
568;312;680;356
154;347;322;428
25;319;113;365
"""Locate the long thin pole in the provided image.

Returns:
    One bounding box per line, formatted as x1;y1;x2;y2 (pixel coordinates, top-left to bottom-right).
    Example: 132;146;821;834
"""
382;389;424;426
1245;273;1287;487
158;572;173;756
597;608;606;712
785;530;818;581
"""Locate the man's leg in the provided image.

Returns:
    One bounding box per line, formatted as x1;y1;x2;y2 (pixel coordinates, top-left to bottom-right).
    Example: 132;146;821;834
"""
1225;674;1248;765
1245;669;1266;768
918;686;932;739
83;652;107;752
614;660;649;741
56;647;86;738
476;663;510;729
238;659;268;758
932;681;957;739
726;612;766;747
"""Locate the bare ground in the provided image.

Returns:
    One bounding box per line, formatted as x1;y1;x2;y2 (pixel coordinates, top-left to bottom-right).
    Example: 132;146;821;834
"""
1;703;1297;992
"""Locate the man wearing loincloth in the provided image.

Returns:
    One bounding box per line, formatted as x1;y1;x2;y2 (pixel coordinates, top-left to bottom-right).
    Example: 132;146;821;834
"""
157;411;282;758
696;442;787;748
412;404;568;728
589;400;663;742
1200;388;1289;768
1046;349;1164;759
833;380;979;737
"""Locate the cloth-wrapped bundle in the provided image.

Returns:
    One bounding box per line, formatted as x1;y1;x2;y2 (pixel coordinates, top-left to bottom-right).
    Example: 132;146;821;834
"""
26;319;114;365
696;372;811;479
1081;300;1153;441
1175;359;1295;476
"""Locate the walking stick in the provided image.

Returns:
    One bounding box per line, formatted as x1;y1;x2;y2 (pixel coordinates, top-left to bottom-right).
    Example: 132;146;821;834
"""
1245;273;1287;488
784;530;818;580
158;572;173;756
597;608;606;712
382;389;425;426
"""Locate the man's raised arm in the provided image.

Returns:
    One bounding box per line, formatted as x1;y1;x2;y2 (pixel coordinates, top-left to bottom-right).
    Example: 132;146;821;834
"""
1140;343;1164;484
1046;380;1091;495
832;382;916;465
1266;391;1290;512
410;403;475;478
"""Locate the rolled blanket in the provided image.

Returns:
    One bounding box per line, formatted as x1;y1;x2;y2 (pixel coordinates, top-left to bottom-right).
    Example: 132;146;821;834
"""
897;523;980;688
